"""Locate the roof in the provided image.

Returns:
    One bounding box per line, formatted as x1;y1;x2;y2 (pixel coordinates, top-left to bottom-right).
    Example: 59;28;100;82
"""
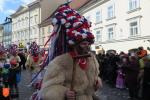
39;0;90;27
0;25;3;29
2;17;12;25
28;0;39;7
11;5;28;17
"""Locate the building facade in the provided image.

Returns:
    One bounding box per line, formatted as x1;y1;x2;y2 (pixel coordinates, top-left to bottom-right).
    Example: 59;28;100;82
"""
39;25;53;48
79;0;150;53
11;5;29;46
2;17;12;47
0;25;3;44
11;0;41;47
28;0;41;44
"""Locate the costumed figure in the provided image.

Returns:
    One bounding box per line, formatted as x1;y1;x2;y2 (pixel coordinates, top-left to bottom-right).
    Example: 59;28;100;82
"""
40;48;46;62
137;47;147;59
142;55;150;100
116;64;125;89
8;44;21;98
0;44;11;99
26;42;43;89
115;54;126;89
30;2;103;100
137;47;148;98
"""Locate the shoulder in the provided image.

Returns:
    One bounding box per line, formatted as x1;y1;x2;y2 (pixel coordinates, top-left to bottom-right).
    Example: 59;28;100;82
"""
16;55;20;58
89;52;97;60
49;53;73;68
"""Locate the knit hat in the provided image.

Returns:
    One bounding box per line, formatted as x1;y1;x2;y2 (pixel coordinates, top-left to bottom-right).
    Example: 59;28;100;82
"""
51;4;94;45
0;44;6;55
29;42;40;55
47;3;95;62
8;44;18;55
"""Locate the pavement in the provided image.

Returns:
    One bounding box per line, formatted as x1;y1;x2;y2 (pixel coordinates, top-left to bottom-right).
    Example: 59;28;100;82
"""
97;82;129;100
17;70;35;100
17;70;130;100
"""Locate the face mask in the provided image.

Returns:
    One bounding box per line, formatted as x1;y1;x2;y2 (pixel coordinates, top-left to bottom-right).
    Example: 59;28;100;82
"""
122;58;127;62
0;62;4;68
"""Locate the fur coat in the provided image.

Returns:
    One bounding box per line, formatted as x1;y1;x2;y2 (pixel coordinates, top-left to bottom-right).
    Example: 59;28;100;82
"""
25;55;43;73
40;52;100;100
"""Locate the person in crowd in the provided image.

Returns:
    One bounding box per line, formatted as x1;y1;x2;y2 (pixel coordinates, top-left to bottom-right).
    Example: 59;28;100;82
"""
102;53;110;82
107;53;119;87
26;42;43;89
116;56;125;89
96;53;105;78
0;44;11;99
141;55;150;100
18;49;26;70
137;47;148;99
38;3;102;100
8;44;21;98
123;55;139;100
137;47;147;59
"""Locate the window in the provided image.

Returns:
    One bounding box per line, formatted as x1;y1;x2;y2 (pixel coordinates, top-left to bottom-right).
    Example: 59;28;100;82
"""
129;0;140;11
22;18;24;26
95;11;101;23
25;30;28;39
22;31;24;38
25;17;28;25
17;32;19;39
14;23;16;29
15;33;17;39
130;21;138;36
30;29;33;36
108;27;114;40
95;30;101;42
48;26;51;33
12;23;14;30
35;28;37;34
30;17;33;24
34;15;38;24
18;20;21;27
107;5;114;19
33;28;35;34
42;28;45;35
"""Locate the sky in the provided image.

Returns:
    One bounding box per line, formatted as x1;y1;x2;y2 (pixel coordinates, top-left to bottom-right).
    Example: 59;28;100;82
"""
0;0;35;24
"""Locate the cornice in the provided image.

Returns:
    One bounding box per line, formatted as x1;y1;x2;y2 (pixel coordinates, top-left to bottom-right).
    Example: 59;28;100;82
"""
28;1;40;10
79;0;110;14
11;6;29;18
98;35;150;44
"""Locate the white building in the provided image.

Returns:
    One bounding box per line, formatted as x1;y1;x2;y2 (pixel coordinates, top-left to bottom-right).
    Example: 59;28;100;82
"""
11;0;41;46
79;0;150;53
28;0;41;44
0;25;3;43
11;5;29;45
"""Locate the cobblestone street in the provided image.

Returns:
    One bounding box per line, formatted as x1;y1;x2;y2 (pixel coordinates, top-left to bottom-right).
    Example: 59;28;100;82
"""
18;70;35;100
17;70;129;100
97;82;129;100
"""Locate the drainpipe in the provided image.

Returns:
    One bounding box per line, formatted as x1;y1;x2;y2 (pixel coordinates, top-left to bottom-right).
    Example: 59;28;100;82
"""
29;8;31;43
38;3;41;46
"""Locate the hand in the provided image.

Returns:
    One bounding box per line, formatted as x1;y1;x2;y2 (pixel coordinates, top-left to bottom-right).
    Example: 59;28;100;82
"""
95;78;103;91
65;90;76;100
